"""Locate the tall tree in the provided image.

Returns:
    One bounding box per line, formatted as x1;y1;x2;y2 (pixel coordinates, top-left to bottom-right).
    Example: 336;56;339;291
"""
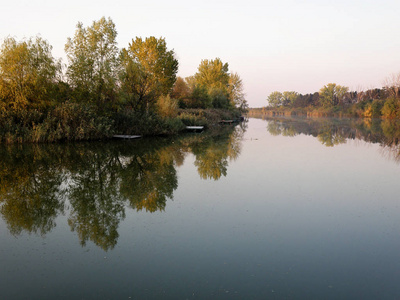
282;91;299;106
228;72;248;111
193;58;231;108
65;17;119;107
0;36;61;111
171;77;190;101
195;58;229;90
267;91;283;107
119;36;178;113
319;83;349;107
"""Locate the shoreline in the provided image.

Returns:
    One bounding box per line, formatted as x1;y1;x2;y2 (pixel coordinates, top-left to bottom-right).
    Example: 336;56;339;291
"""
0;107;244;144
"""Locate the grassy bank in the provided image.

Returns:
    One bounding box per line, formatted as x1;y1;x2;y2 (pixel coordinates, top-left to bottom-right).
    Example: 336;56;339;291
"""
0;103;243;144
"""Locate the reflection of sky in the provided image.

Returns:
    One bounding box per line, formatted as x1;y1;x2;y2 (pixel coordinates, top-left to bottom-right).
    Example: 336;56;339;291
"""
1;118;400;298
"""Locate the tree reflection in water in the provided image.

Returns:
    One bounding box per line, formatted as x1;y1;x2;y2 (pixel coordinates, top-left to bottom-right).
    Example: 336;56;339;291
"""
264;116;400;156
0;123;245;250
192;124;244;180
0;145;66;236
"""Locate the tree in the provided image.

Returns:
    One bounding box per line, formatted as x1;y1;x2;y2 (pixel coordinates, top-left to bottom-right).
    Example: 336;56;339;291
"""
383;72;400;98
195;58;229;90
188;83;211;108
0;36;61;111
65;17;119;107
119;36;178;113
209;87;230;109
282;91;299;106
171;76;190;101
381;96;399;119
156;95;179;118
190;58;247;110
267;91;283;107
319;83;349;107
194;58;232;108
228;72;248;111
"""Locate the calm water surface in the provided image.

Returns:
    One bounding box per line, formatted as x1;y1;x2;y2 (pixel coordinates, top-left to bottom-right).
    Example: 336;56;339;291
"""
1;117;400;299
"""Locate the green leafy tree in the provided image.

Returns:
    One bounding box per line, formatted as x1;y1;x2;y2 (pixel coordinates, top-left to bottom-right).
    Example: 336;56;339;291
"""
65;17;119;108
179;75;210;108
228;72;248;111
319;83;349;107
267;91;283;107
282;91;299;106
187;83;211;108
267;91;299;107
195;58;229;90
194;58;233;108
209;87;230;108
381;96;399;119
0;36;61;111
119;36;178;113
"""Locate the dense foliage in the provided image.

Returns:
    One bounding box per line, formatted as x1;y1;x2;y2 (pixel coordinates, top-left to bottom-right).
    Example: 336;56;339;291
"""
0;17;247;143
172;58;248;111
258;80;400;119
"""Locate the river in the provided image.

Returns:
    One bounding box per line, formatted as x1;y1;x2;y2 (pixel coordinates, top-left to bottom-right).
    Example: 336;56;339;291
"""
1;117;400;299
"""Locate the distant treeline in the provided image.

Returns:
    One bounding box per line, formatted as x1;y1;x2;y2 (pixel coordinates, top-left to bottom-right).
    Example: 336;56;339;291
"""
249;81;400;119
260;116;400;160
0;17;247;143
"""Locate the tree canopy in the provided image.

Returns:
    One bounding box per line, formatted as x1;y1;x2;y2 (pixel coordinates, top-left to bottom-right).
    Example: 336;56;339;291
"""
176;57;247;110
319;83;349;107
65;17;119;107
119;36;178;113
0;17;248;144
0;36;61;111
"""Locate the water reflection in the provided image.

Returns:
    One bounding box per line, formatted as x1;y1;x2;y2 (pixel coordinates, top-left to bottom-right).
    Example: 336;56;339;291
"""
263;116;400;158
0;124;245;250
192;126;244;180
0;145;67;236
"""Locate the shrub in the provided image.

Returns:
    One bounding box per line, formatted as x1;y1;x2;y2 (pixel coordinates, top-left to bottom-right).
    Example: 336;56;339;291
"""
156;95;178;118
178;112;208;127
382;97;399;119
0;102;114;143
112;110;184;136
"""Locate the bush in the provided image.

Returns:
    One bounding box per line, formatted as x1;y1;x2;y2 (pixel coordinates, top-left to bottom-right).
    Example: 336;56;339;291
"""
112;110;185;136
382;97;399;119
363;100;383;118
178;111;208;127
43;102;114;141
0;102;114;143
156;95;178;118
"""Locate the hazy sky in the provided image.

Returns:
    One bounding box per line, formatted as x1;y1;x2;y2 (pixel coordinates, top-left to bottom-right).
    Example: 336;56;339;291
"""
2;0;400;107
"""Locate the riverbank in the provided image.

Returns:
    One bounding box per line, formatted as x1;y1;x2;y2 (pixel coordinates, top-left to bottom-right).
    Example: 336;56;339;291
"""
247;106;361;118
0;104;243;144
248;95;400;119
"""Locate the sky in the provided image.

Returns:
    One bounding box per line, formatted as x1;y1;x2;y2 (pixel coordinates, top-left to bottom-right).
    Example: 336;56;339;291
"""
2;0;400;107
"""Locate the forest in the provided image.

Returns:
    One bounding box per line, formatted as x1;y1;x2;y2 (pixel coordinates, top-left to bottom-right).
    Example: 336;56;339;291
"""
249;80;400;119
0;17;247;143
